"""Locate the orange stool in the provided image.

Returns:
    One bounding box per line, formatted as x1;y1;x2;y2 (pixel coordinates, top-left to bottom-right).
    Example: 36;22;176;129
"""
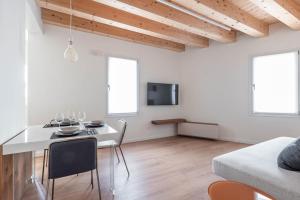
208;181;276;200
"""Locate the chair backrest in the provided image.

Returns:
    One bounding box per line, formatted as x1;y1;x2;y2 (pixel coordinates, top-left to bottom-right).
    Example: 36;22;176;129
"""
208;181;275;200
117;119;127;146
48;137;97;179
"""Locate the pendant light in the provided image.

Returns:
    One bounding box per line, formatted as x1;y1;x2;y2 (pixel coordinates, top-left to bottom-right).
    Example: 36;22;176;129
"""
64;0;79;62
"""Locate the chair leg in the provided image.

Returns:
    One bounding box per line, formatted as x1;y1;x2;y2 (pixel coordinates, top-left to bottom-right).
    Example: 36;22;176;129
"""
42;149;46;184
119;146;130;176
52;179;55;200
91;170;94;189
96;169;102;200
46;179;50;200
45;149;48;167
115;147;120;163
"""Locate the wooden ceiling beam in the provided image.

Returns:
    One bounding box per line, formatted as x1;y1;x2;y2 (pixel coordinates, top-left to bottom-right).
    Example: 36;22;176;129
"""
249;0;300;29
41;8;185;52
39;0;208;47
93;0;236;43
170;0;269;37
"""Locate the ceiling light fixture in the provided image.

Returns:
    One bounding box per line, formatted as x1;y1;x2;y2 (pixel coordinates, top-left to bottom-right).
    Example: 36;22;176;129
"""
64;0;79;62
156;0;232;31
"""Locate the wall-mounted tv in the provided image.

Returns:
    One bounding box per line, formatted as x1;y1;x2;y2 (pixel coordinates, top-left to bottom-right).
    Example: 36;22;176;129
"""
147;82;179;105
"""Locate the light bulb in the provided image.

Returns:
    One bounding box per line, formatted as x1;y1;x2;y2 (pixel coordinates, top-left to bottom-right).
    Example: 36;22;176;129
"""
64;40;78;62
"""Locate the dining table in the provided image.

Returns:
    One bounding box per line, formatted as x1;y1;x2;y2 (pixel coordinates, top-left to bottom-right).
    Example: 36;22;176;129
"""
2;123;119;200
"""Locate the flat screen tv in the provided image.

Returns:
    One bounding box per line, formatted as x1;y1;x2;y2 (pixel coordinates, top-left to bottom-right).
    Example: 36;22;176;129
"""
147;82;179;105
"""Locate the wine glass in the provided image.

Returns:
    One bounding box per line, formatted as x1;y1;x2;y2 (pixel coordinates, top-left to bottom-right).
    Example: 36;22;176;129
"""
69;112;77;126
77;112;86;129
55;113;64;128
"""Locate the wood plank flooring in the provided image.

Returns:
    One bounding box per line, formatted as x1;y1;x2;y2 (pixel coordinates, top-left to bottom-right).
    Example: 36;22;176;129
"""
22;136;247;200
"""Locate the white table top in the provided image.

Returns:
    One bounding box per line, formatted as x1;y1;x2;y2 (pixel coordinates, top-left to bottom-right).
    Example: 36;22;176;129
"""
3;124;119;155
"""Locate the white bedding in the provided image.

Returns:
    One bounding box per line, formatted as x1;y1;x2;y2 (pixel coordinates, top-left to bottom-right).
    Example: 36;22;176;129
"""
213;137;300;200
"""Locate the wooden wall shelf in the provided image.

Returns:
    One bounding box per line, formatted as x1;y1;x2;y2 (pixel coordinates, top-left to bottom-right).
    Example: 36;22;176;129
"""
151;118;187;125
151;118;219;139
183;121;218;126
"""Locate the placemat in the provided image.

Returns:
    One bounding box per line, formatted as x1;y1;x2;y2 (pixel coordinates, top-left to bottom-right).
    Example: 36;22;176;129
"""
44;122;80;128
50;129;97;139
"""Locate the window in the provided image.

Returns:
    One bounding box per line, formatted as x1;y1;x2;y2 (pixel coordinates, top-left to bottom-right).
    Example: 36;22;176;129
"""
107;56;138;115
252;51;299;115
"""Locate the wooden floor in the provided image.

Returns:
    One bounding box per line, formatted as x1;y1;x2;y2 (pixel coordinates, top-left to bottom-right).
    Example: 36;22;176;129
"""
22;136;247;200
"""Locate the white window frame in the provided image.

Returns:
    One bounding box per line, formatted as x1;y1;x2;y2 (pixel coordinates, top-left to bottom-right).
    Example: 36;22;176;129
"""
106;55;140;117
250;50;300;117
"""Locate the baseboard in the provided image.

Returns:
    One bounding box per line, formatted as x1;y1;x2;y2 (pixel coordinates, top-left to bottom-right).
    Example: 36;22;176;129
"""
218;136;256;145
176;134;256;145
124;133;176;143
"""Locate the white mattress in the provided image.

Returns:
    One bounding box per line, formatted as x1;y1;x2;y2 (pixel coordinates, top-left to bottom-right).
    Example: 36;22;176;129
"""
213;137;300;200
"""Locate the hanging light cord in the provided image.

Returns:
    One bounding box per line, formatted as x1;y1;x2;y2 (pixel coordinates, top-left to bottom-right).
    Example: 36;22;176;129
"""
69;0;73;43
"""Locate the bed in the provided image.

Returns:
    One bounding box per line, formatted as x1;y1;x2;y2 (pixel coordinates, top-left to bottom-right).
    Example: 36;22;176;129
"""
213;137;300;200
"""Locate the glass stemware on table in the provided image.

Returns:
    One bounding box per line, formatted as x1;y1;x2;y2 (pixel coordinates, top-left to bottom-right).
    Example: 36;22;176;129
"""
53;111;90;136
54;111;87;129
77;111;87;130
68;112;77;126
54;113;65;128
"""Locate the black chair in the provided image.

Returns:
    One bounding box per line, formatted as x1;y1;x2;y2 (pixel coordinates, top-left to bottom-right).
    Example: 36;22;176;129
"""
46;138;101;200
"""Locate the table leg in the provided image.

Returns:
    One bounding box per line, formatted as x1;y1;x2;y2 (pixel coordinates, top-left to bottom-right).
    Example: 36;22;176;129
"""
2;152;33;200
30;151;36;183
110;145;115;195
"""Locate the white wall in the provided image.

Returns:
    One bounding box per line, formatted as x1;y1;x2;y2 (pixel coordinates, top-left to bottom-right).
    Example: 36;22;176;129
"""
0;0;26;144
26;0;43;34
29;23;300;144
180;23;300;144
28;25;182;142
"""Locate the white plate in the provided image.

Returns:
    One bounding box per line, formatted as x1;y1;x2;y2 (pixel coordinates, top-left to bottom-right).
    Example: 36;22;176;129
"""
58;126;80;134
55;131;80;137
90;120;104;124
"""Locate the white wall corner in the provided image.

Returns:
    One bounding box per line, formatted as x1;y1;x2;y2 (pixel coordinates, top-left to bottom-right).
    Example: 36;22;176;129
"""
26;0;44;34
